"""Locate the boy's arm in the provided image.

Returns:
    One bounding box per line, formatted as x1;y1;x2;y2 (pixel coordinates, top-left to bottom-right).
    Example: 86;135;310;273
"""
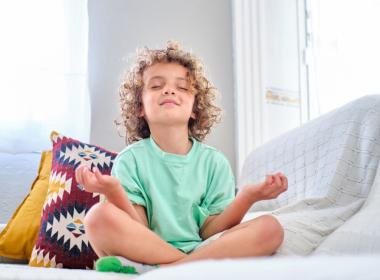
133;205;149;227
200;173;288;240
105;184;149;227
76;165;148;227
200;191;256;240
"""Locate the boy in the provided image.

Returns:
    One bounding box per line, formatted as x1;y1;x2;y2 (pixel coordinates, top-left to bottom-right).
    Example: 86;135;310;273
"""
76;41;287;274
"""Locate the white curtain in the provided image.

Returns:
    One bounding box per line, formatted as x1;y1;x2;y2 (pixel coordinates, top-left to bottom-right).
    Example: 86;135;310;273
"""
310;0;380;116
0;0;90;153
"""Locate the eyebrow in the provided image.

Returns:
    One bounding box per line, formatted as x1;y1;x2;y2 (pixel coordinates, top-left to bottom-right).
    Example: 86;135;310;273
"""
148;76;188;82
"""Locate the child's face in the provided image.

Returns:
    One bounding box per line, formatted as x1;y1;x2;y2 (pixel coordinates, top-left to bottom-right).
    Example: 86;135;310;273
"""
140;62;196;127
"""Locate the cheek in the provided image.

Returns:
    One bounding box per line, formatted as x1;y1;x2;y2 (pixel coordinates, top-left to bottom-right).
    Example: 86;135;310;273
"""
188;98;196;117
189;96;196;110
141;94;155;109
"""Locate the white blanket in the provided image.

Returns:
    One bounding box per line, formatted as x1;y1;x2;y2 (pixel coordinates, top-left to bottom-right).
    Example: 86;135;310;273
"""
314;160;380;255
238;95;380;255
0;263;135;280
2;256;379;280
137;255;380;280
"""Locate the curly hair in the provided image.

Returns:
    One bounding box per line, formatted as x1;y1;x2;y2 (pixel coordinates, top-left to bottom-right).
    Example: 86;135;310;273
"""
117;41;222;145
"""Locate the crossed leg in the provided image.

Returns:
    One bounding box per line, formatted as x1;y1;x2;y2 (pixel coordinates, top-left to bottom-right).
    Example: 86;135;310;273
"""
84;201;284;266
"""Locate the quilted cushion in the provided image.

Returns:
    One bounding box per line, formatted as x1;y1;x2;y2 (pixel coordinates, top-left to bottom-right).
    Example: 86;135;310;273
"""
313;162;380;255
29;131;117;269
238;95;380;211
237;95;380;255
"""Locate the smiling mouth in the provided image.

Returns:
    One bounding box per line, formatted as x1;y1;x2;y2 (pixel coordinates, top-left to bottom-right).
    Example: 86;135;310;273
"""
160;101;179;106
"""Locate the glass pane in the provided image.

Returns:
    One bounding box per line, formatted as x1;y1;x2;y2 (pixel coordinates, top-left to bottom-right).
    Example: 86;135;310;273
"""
310;0;380;115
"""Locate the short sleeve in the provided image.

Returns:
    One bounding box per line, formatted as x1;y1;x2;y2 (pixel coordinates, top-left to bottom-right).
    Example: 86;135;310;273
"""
111;151;147;207
198;153;236;227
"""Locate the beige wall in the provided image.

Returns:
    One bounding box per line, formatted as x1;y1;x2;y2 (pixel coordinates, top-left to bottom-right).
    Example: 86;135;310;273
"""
88;0;236;174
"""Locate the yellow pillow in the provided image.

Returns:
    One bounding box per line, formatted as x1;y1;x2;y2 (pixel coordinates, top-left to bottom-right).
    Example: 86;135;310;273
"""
0;150;52;260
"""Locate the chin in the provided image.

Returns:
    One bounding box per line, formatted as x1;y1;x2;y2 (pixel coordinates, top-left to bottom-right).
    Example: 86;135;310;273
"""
153;118;190;127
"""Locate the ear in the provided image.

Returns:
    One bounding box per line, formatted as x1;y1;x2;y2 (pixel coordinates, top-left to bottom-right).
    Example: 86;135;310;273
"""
190;111;196;119
139;105;145;117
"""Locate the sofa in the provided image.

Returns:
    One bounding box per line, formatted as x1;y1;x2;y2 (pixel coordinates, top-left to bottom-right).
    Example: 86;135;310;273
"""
1;95;380;279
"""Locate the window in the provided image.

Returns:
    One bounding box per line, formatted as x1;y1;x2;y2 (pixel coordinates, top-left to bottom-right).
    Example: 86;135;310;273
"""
233;0;380;172
307;0;380;118
0;0;90;153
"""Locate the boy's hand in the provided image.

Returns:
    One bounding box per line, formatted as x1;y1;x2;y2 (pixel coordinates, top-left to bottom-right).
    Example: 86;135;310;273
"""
241;172;288;203
75;165;121;196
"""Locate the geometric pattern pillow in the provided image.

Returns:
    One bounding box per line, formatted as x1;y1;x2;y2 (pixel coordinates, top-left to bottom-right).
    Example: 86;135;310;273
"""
29;131;117;269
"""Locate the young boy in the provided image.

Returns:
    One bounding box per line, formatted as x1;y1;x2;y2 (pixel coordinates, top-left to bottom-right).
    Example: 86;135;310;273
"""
75;41;287;274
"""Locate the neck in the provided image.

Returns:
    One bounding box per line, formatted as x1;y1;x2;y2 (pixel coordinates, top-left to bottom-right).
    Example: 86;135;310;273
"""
149;125;192;155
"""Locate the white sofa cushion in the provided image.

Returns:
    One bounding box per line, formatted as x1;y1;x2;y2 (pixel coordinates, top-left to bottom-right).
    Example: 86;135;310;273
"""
313;162;380;255
0;152;41;224
238;95;380;255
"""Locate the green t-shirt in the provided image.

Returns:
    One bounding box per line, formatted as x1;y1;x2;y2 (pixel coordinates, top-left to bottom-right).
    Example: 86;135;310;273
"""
111;136;235;253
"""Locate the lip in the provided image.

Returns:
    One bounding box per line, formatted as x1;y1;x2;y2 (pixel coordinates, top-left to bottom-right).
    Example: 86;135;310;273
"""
160;99;179;105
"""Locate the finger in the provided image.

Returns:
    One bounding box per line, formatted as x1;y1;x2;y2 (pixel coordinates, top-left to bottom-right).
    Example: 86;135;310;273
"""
281;175;288;189
270;182;286;197
273;174;282;187
75;165;85;184
275;176;288;195
275;172;284;179
75;166;81;183
93;167;105;184
80;165;88;181
266;175;273;184
277;173;284;186
82;167;95;188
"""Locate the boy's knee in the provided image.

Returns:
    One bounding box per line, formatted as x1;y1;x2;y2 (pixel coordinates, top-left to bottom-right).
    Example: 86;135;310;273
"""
258;215;284;247
84;201;116;230
250;215;284;249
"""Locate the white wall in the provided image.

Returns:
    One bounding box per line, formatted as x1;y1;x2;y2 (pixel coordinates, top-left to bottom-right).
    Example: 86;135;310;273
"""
88;0;236;174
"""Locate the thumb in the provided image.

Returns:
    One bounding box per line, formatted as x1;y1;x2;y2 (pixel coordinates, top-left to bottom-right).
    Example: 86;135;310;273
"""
93;167;104;182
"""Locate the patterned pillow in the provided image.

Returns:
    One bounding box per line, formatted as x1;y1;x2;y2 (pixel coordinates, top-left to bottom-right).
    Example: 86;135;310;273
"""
29;131;117;269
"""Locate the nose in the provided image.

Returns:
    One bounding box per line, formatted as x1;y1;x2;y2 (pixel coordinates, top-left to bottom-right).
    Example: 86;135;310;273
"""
163;87;175;95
